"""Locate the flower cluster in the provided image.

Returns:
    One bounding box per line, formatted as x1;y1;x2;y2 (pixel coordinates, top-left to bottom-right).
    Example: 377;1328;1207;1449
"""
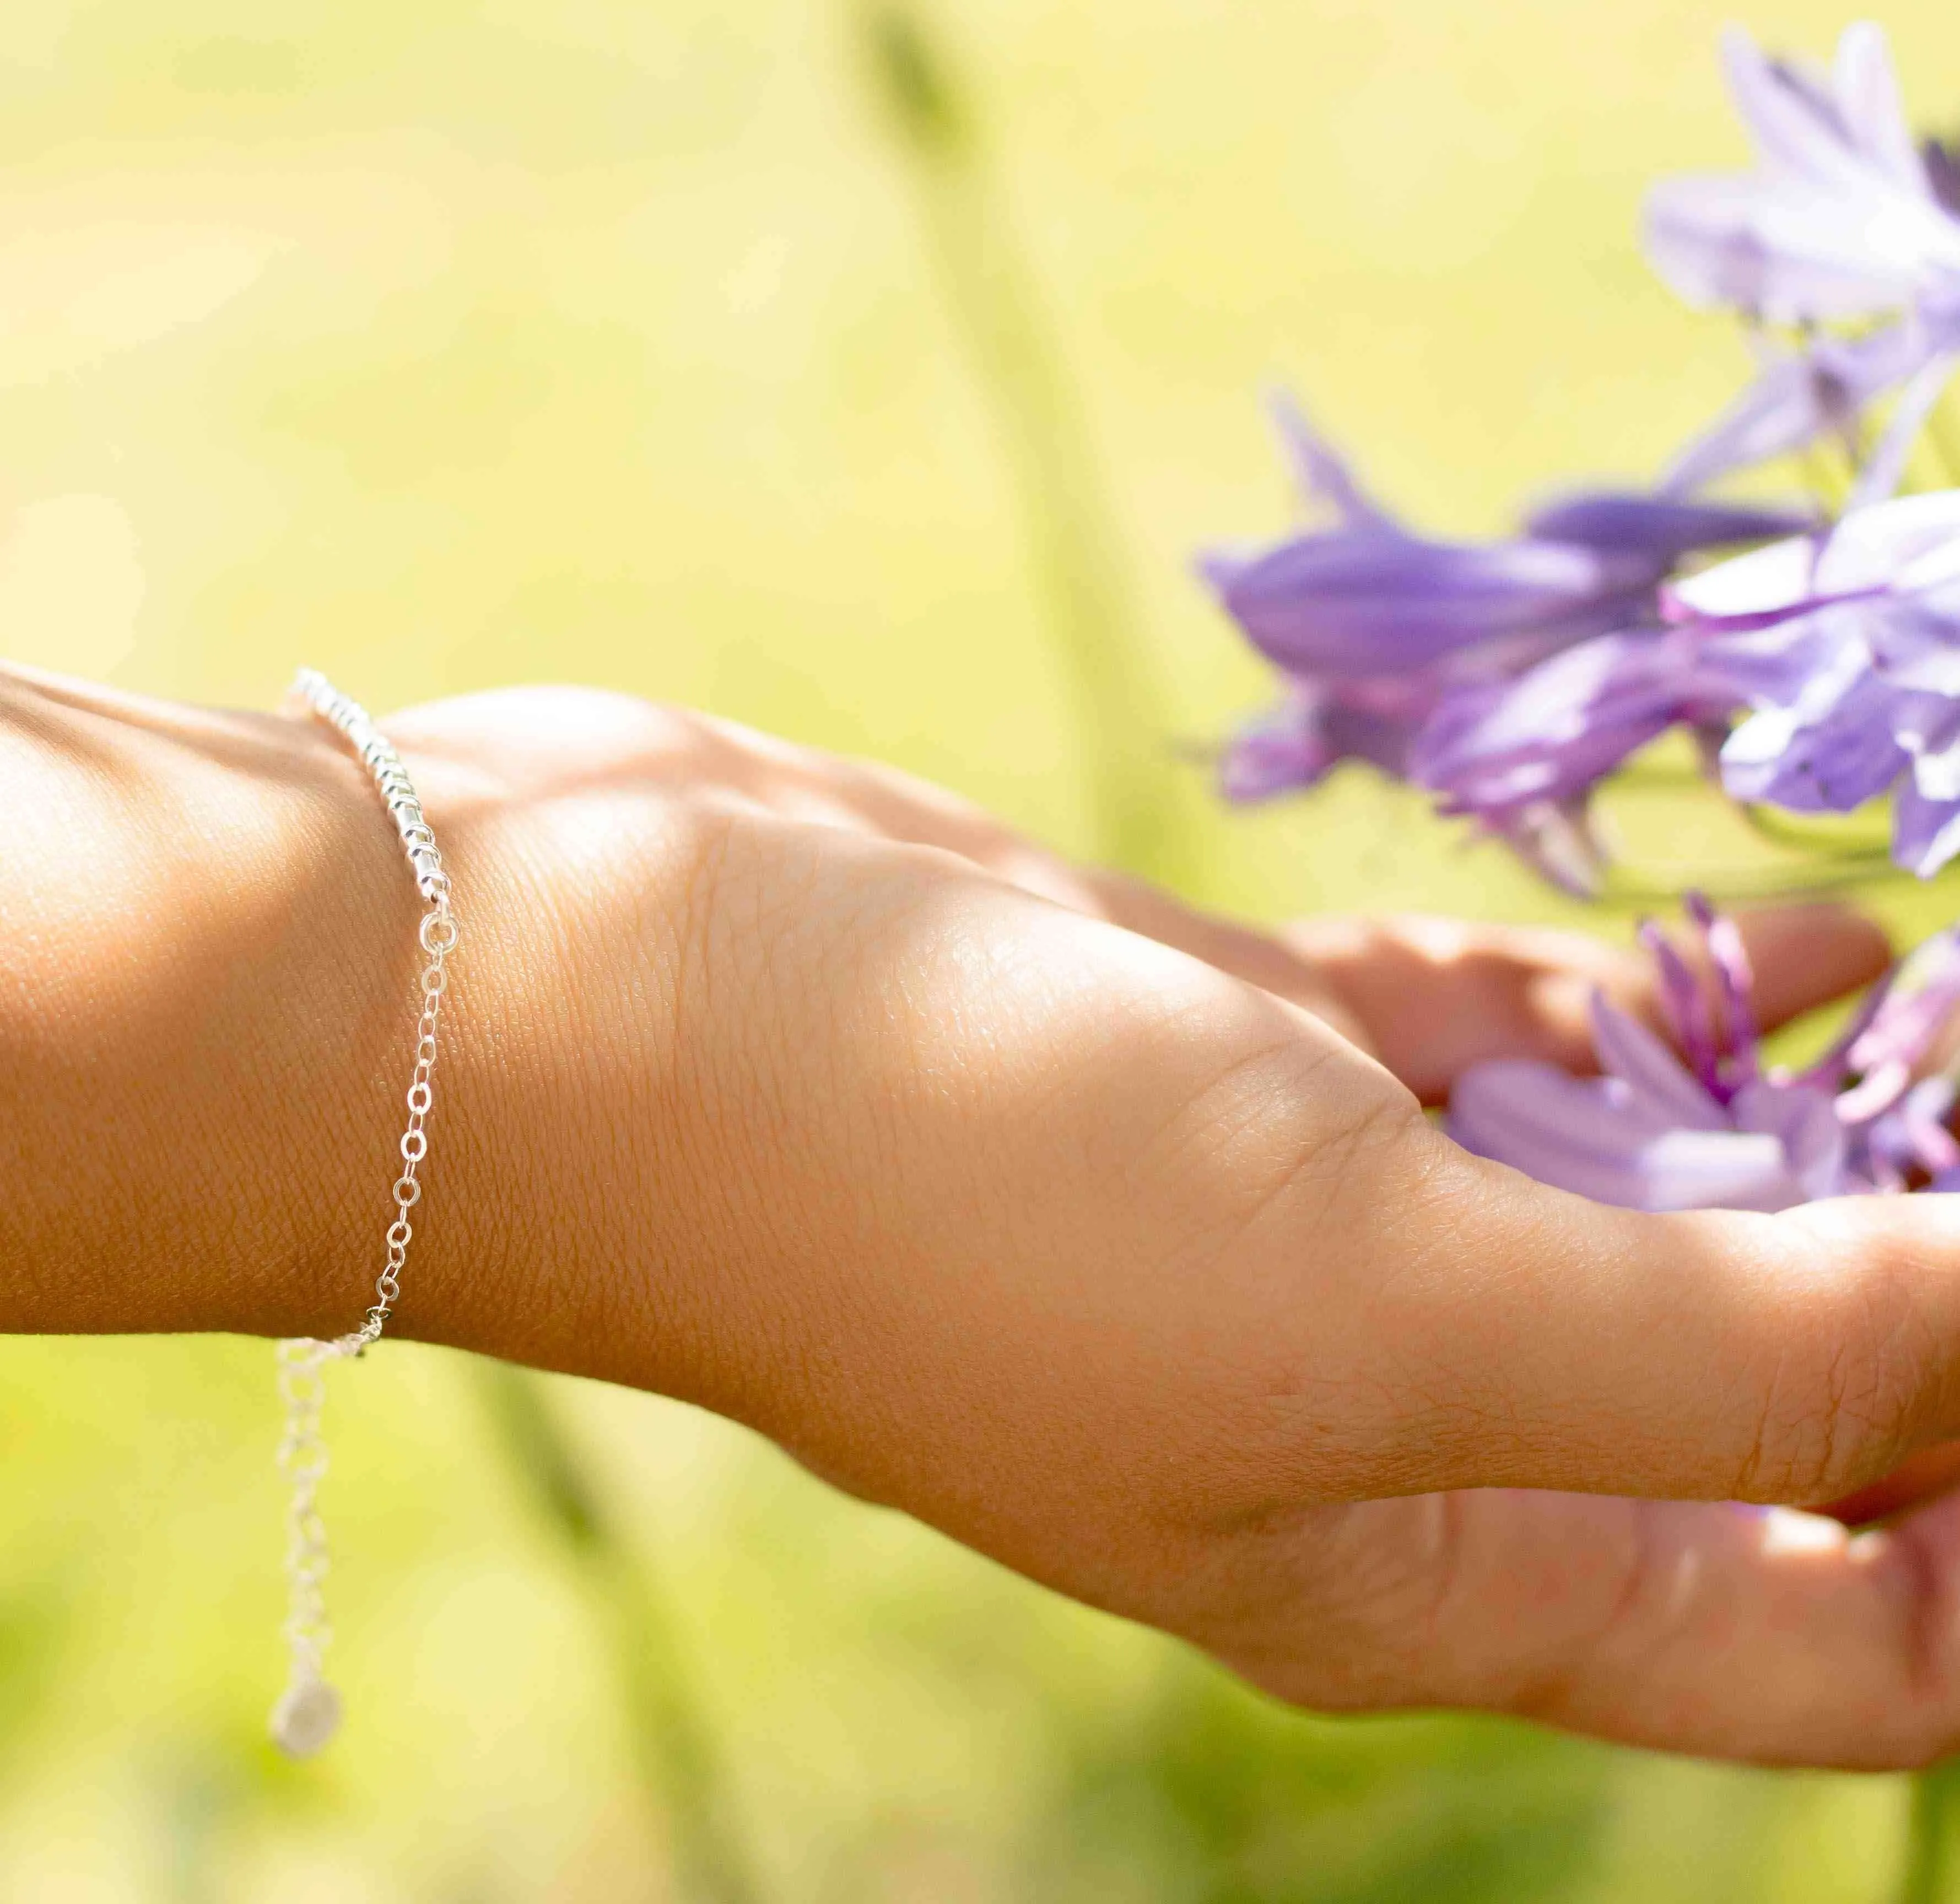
1196;21;1960;1216
1206;22;1960;891
1450;899;1960;1210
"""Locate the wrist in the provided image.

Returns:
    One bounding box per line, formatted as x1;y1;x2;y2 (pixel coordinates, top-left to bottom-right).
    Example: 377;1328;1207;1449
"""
0;668;429;1339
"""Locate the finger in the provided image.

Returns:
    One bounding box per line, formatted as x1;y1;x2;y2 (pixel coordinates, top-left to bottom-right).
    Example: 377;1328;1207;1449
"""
1819;1441;1960;1527
1736;902;1896;1032
1282;904;1892;1101
1219;1487;1960;1767
1328;1158;1960;1506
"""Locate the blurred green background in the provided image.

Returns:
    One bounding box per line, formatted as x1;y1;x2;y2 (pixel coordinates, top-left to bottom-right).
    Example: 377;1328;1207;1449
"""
4;1;1960;1897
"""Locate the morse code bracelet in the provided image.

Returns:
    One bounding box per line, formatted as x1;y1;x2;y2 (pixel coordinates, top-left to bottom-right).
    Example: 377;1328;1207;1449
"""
269;669;460;1757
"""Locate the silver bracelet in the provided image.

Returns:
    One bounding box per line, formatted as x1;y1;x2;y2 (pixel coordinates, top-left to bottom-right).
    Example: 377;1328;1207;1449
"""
269;669;460;1757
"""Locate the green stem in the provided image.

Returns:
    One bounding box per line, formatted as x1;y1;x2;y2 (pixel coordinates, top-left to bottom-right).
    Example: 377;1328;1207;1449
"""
1595;856;1904;908
476;1361;763;1904
1902;1760;1960;1904
1734;802;1892;861
857;3;1205;890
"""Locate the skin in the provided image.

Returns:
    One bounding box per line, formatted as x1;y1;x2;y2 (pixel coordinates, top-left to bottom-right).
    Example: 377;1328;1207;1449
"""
9;663;1960;1769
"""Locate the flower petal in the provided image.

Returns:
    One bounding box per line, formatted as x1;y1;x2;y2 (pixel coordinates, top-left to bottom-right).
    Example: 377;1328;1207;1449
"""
1644;175;1960;319
1217;691;1337;801
1728;1079;1850;1202
1847;351;1960;507
1205;531;1639;678
1892;781;1960;876
1720;665;1907;813
1724;29;1859;188
1449;1061;1691;1203
1832;22;1931;197
1927;138;1960;219
1449;1062;1817;1211
1264;388;1396;532
1666;531;1830;625
1522;492;1812;562
1660;324;1937;494
1217;683;1433;802
1645;26;1960;321
1589;993;1729;1129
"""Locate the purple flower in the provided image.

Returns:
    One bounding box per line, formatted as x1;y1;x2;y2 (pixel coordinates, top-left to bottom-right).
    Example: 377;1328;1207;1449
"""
1422;491;1960;875
1410;625;1732;822
1450;900;1960;1211
1407;582;1835;836
1205;393;1807;867
1216;677;1436;800
1202;398;1667;684
1676;491;1960;873
1644;24;1960;498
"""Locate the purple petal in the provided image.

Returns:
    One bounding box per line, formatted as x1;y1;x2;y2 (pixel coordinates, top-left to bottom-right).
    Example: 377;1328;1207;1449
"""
1688;892;1761;1081
1671;491;1960;626
1892;781;1960;875
1449;1062;1821;1211
1849;351;1960;507
1848;931;1960;1081
1727;1079;1850;1202
1927;138;1960;219
1696;620;1860;717
1589;990;1727;1128
1521;491;1812;563
1416;628;1737;814
1205;531;1643;678
1218;691;1337;801
1218;682;1433;802
1448;1062;1698;1204
1719;666;1907;813
1666;534;1830;627
1723;29;1859;187
1645;174;1960;319
1831;23;1931;197
1802;959;1899;1092
1834;491;1960;593
1875;1077;1960;1178
1476;799;1608;899
1264;388;1396;532
1632;1126;1834;1211
1891;690;1960;798
1635;920;1724;1101
1660;324;1938;494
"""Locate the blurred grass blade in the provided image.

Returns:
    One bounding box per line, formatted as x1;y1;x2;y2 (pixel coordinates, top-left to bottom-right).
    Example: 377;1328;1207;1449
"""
476;1360;763;1904
1903;1760;1960;1904
857;3;1206;890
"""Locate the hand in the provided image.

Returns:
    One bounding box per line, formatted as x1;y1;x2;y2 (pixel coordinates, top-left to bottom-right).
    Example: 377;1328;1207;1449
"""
7;669;1960;1770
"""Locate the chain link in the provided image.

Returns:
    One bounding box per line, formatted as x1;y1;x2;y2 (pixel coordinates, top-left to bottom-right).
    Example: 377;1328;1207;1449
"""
270;668;459;1757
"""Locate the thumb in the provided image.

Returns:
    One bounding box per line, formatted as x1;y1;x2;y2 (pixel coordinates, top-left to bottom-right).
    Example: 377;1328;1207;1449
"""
1365;1151;1960;1505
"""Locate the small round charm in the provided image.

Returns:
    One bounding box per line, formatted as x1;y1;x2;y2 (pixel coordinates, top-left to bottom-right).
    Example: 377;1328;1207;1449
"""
269;1675;343;1758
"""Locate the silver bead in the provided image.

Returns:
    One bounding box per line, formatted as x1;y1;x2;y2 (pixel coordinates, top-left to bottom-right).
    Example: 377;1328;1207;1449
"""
269;1675;343;1757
